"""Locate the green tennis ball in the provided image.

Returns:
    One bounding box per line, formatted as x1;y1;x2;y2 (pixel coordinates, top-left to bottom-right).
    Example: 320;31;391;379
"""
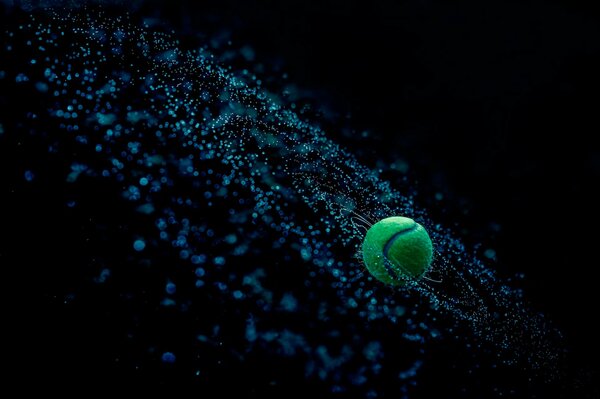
362;216;433;285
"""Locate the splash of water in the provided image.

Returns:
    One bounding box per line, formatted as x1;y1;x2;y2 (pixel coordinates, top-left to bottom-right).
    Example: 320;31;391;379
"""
1;6;567;395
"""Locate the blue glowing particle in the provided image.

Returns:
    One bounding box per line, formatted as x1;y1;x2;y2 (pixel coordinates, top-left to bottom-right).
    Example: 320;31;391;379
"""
233;290;244;299
363;341;382;361
240;46;255;61
214;256;226;265
35;82;48;92
280;293;298;312
24;170;35;182
161;352;176;364
125;185;141;201
94;268;111;284
191;254;206;265
15;73;29;83
224;234;237;244
139;177;149;186
166;281;176;295
133;239;146;252
194;267;205;277
96;112;116;126
136;203;155;214
484;249;497;259
161;298;176;307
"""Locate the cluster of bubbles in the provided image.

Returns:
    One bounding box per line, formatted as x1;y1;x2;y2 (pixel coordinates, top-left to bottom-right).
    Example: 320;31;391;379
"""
1;5;565;396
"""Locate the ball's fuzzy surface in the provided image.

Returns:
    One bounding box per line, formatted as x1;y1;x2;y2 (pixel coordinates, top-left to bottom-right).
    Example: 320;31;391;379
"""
362;216;433;285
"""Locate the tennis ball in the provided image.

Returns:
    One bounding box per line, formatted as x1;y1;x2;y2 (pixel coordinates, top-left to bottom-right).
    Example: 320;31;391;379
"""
362;216;433;285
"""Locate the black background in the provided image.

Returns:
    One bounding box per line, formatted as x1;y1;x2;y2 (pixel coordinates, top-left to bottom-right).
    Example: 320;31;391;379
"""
134;0;600;394
155;0;600;375
3;0;600;396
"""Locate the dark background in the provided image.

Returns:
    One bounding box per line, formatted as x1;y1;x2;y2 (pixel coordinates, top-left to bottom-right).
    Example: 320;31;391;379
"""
155;0;600;374
3;0;599;396
137;0;600;391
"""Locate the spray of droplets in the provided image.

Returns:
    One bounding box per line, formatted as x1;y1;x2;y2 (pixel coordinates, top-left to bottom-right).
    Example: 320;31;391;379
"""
1;6;567;396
